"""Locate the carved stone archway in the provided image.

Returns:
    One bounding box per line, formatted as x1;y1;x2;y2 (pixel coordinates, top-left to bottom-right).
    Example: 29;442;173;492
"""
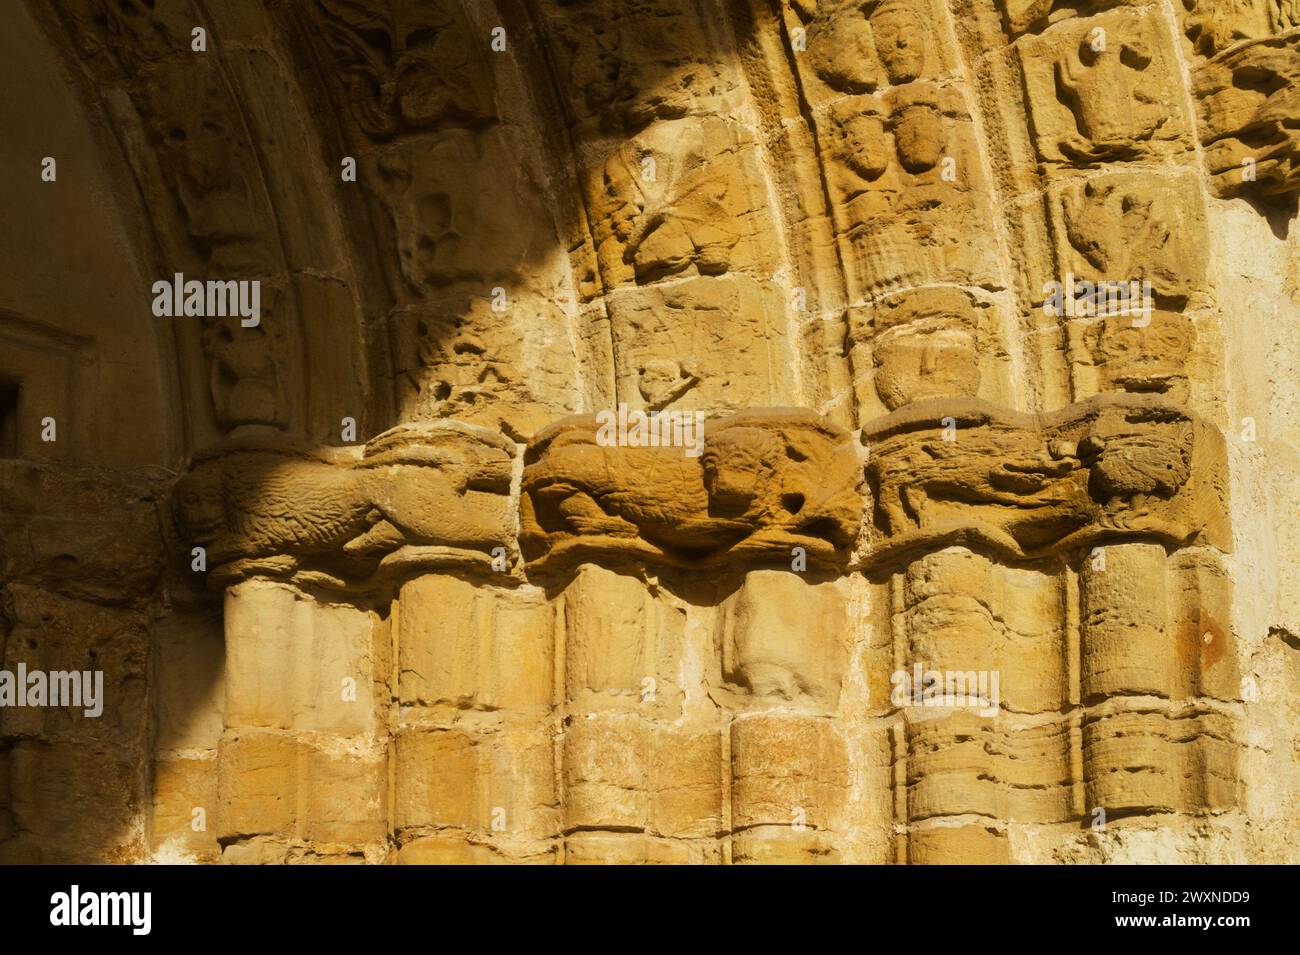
3;0;1300;864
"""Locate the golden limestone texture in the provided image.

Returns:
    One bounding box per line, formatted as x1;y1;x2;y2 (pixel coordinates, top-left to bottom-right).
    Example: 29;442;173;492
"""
2;0;1300;865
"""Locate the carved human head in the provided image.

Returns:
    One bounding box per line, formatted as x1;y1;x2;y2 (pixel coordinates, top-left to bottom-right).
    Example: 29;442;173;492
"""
870;0;928;84
174;461;228;549
701;428;782;517
871;287;982;409
1087;309;1193;397
891;101;945;173
829;103;891;181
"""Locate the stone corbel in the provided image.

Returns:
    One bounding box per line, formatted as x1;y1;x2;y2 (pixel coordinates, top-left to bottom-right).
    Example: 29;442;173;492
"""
860;393;1231;569
519;408;865;574
173;420;518;593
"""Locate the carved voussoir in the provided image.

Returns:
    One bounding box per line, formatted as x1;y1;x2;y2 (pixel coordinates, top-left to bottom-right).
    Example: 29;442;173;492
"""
173;421;517;590
519;408;864;574
1193;33;1300;205
861;393;1230;568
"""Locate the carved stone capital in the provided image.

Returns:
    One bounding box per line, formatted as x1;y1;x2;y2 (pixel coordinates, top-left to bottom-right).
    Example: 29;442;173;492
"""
173;421;516;590
520;408;864;574
861;394;1231;568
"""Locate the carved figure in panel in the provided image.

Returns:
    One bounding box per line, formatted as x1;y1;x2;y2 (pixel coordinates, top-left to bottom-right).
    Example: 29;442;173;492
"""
1068;308;1195;402
399;298;576;441
791;0;941;99
825;85;999;293
374;129;557;295
136;63;267;272
542;0;734;134
202;315;288;432
308;0;495;139
586;117;775;287
1055;172;1207;304
1181;0;1299;55
849;286;991;413
606;275;795;413
63;0;198;75
1018;9;1184;164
